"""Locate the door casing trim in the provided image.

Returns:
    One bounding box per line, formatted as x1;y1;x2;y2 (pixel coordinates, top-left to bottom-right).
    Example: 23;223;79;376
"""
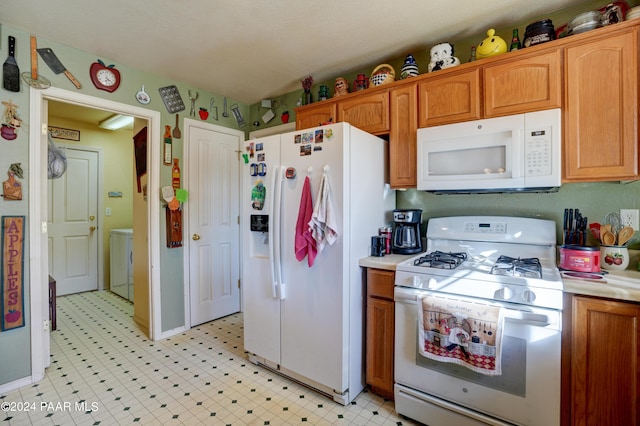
28;87;162;389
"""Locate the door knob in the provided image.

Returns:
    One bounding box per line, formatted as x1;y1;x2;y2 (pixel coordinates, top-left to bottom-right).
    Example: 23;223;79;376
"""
192;234;200;240
89;226;96;231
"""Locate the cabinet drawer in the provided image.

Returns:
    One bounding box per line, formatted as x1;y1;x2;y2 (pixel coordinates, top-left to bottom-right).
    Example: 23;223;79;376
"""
367;268;395;300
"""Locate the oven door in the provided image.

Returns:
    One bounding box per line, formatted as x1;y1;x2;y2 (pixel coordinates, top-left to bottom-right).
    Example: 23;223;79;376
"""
394;286;561;426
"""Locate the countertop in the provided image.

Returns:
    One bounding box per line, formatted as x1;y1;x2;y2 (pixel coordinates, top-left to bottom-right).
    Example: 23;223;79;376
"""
358;253;415;271
359;254;640;303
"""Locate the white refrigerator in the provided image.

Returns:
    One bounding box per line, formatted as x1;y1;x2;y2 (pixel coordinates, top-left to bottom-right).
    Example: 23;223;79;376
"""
242;122;395;405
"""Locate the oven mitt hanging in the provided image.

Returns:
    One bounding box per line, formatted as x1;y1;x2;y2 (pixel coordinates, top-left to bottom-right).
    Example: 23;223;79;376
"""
47;133;67;179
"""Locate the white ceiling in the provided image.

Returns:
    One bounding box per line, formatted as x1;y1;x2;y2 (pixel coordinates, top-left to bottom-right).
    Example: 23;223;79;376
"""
3;0;586;105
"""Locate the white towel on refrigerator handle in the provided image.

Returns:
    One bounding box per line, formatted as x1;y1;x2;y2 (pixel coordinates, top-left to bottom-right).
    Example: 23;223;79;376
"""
309;169;338;252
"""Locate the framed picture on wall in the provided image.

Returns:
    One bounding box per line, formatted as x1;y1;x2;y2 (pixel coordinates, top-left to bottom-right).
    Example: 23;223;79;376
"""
133;127;147;193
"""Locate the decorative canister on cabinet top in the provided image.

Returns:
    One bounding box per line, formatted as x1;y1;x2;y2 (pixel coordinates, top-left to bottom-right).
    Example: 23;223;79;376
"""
400;54;419;79
523;19;556;47
476;29;507;58
370;64;395;86
334;77;349;97
428;43;461;72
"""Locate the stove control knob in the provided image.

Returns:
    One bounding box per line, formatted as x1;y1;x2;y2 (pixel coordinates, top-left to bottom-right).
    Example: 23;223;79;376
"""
495;287;513;300
427;278;437;289
522;289;537;303
412;276;422;287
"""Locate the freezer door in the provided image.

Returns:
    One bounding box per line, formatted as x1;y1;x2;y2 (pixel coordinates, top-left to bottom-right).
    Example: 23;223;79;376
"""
242;134;281;364
277;124;350;392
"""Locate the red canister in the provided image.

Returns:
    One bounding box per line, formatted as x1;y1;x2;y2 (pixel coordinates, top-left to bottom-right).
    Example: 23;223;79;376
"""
379;226;392;255
559;245;600;272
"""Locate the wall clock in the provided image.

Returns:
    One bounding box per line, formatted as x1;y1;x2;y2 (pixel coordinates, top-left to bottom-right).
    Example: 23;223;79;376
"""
89;59;121;92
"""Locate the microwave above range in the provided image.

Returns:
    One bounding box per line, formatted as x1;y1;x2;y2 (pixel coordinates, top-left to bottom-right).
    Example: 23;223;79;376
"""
417;108;561;193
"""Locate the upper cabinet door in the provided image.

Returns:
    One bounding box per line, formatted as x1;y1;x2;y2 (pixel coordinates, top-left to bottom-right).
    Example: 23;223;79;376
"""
483;49;562;117
295;102;337;130
389;84;417;189
418;68;481;127
337;90;390;135
563;29;638;182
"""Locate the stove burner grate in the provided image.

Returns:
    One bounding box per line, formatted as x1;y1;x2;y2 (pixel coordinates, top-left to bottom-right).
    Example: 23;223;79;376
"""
414;251;468;269
491;255;542;278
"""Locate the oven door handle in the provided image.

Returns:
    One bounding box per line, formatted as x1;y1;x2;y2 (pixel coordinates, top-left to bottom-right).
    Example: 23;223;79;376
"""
504;310;551;326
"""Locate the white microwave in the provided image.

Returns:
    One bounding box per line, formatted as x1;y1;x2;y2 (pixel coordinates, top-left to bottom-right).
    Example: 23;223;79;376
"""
417;108;561;193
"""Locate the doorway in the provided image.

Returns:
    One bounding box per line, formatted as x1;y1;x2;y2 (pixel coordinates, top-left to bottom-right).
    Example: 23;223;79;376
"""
28;87;162;385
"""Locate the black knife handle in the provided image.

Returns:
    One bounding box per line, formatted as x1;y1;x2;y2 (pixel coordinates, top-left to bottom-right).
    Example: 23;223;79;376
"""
8;36;15;57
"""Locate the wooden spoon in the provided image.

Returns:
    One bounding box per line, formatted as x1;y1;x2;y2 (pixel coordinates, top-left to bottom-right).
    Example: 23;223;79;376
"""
602;230;616;246
617;226;634;246
600;224;610;244
173;113;181;139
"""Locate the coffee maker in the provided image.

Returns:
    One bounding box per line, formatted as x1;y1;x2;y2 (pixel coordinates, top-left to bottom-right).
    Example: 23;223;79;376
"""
391;209;423;254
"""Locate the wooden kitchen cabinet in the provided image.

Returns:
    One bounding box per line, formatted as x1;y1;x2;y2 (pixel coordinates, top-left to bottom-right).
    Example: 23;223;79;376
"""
366;268;395;400
295;101;336;130
337;90;389;135
389;84;417;188
483;49;562;117
418;68;481;127
563;295;640;426
563;28;639;182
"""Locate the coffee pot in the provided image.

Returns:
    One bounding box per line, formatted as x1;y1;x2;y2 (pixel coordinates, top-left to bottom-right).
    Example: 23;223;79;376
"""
391;209;423;254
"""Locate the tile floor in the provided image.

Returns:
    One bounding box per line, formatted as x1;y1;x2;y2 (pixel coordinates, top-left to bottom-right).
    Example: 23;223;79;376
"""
1;291;418;425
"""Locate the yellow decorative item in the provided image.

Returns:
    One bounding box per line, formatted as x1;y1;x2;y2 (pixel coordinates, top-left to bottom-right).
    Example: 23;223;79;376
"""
370;64;395;86
476;29;507;59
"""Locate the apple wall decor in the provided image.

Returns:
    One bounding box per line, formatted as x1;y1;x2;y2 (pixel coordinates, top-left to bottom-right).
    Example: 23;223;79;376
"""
89;59;121;92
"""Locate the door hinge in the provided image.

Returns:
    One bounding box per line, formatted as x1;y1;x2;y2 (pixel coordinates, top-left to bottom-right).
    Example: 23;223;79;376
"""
237;278;241;289
41;123;48;135
43;319;50;332
237;215;240;225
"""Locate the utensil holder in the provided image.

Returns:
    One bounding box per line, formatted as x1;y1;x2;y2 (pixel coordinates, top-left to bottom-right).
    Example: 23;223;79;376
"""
600;245;629;270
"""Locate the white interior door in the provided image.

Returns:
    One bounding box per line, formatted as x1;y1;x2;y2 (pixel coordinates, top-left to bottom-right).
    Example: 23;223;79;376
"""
48;147;99;296
186;120;242;326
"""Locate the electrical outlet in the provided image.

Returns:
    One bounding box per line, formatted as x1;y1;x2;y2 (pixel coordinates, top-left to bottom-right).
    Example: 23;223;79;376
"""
620;209;639;231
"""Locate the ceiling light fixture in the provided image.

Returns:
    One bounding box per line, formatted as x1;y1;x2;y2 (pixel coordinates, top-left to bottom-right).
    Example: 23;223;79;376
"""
98;114;134;130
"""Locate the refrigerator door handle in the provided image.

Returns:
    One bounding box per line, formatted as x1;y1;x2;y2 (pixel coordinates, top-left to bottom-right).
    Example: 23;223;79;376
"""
273;166;285;300
268;165;280;299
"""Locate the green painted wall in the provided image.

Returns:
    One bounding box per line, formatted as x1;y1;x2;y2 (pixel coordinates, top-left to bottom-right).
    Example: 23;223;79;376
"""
397;182;640;249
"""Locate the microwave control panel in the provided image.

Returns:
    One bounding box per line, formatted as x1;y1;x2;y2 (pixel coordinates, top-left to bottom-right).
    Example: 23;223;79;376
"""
524;126;552;177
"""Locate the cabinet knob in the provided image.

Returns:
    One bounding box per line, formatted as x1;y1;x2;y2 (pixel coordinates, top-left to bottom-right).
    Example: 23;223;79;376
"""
192;234;200;241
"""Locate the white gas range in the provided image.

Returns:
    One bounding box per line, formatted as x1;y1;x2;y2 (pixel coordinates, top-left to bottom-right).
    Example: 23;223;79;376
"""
394;216;563;426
